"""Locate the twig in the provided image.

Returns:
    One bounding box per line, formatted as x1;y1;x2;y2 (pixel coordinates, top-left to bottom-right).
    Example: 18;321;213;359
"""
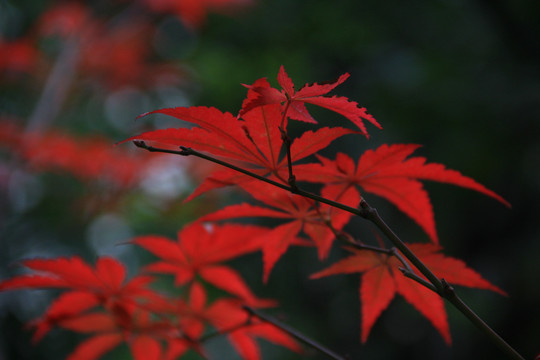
441;279;525;360
357;200;444;293
243;306;347;360
133;141;364;215
279;125;298;191
26;34;80;132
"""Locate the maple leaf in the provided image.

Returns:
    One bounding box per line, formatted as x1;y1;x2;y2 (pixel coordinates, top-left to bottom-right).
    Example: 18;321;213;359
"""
58;308;170;360
118;282;210;360
311;243;506;344
294;144;510;244
0;120;154;187
0;256;157;342
79;21;161;89
123;81;355;200
198;181;360;281
142;0;254;29
38;2;90;38
0;38;38;75
132;222;275;307
240;65;382;136
35;3;180;89
146;282;300;360
197;283;301;360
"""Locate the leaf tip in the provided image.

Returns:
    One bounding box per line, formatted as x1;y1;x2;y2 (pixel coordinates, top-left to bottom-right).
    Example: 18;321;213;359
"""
135;111;151;120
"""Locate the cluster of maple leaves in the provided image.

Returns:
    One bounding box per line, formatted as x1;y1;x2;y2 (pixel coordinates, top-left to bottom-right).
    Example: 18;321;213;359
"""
0;0;253;198
0;66;510;359
1;1;254;87
0;119;156;187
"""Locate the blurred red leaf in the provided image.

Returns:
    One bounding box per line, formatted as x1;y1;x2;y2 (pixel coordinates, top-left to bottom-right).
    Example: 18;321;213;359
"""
59;310;168;360
192;283;301;360
0;39;39;75
38;2;91;37
0;256;158;342
0;120;154;187
142;0;254;29
80;21;155;89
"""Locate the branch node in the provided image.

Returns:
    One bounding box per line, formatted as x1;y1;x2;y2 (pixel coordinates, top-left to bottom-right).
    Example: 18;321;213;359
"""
288;175;299;192
179;146;192;156
359;199;377;219
133;140;147;149
441;278;455;298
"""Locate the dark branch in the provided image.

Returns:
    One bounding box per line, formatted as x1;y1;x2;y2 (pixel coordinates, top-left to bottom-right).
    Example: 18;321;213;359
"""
279;126;298;191
243;306;347;360
358;199;444;294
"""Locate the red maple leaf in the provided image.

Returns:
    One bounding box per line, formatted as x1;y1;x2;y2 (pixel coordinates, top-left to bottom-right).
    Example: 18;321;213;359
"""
240;65;382;136
38;2;91;38
0;256;157;342
0;38;39;75
35;3;181;89
0;120;155;187
70;283;207;360
311;243;506;344
294;144;510;243
57;307;171;360
149;282;300;360
123;81;355;200
142;0;254;29
80;22;152;89
132;222;275;307
182;282;301;360
198;181;360;281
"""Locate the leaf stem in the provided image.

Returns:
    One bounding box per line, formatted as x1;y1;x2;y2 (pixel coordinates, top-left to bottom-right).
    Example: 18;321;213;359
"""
26;34;80;133
279;126;298;191
243;306;347;360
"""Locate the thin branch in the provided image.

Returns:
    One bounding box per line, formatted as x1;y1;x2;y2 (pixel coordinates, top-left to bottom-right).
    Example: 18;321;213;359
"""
133;141;365;216
243;306;348;360
398;267;438;292
26;34;80;133
357;200;444;293
279;125;298;191
134;141;292;192
441;279;525;360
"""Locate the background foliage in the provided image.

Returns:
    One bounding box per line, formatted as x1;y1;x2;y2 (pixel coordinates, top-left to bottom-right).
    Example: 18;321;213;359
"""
1;0;539;359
